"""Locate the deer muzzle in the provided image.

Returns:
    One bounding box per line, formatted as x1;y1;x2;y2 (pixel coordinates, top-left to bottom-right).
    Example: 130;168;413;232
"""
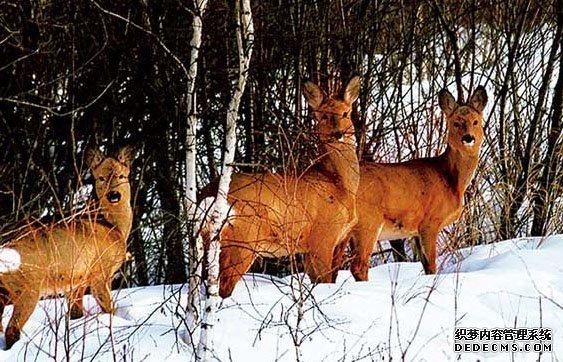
462;134;475;147
107;191;122;203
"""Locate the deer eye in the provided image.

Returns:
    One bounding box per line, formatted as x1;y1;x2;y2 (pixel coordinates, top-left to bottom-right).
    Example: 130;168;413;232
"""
98;176;106;182
454;122;461;128
119;175;126;180
342;112;348;118
473;120;478;126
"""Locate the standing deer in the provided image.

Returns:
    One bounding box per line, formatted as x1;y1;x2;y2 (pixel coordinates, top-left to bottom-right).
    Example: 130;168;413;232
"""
335;86;487;281
200;77;361;298
0;146;134;349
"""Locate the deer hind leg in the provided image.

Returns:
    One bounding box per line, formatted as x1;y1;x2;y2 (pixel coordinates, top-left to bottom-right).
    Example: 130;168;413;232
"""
418;227;438;274
5;289;39;350
350;222;383;282
68;286;87;319
91;280;114;314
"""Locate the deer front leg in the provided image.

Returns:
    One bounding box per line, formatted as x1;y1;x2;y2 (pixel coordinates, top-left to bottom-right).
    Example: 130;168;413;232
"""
218;219;265;298
418;227;438;274
68;286;87;319
350;223;382;282
304;226;345;283
304;249;334;284
91;280;114;314
5;289;39;349
218;245;256;299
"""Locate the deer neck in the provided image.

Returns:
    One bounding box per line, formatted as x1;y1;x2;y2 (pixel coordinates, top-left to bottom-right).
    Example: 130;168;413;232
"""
442;145;479;197
319;137;360;198
100;202;133;240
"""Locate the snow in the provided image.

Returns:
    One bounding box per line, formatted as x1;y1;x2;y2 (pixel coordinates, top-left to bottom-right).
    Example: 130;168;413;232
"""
0;249;20;273
0;235;562;361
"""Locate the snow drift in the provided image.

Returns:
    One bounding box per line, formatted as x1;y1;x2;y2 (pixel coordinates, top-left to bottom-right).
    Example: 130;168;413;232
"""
0;235;561;361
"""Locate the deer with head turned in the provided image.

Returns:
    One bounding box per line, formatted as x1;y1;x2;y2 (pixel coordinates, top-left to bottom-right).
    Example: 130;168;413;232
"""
0;146;134;349
200;77;361;298
334;86;487;281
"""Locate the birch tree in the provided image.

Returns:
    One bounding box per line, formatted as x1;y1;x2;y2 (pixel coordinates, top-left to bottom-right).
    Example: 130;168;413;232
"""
184;0;209;346
196;0;254;360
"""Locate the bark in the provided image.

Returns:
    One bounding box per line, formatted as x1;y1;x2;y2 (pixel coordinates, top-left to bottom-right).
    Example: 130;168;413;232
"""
197;0;254;360
184;0;208;346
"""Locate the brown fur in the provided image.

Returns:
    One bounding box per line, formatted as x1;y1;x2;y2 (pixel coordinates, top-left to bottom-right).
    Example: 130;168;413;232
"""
0;146;135;349
201;78;362;298
336;86;488;281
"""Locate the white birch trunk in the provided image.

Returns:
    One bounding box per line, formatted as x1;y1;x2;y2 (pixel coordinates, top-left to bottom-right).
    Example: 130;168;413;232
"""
196;0;254;360
184;0;208;347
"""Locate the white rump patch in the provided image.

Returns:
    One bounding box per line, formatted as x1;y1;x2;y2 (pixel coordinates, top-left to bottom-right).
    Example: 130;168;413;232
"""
0;248;21;272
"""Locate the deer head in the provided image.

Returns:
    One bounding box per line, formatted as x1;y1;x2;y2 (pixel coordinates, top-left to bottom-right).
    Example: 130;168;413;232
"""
439;86;488;156
84;146;135;210
303;76;360;143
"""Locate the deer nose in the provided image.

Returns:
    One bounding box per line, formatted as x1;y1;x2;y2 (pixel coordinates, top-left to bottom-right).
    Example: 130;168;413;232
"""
107;191;122;203
461;134;475;146
333;131;344;141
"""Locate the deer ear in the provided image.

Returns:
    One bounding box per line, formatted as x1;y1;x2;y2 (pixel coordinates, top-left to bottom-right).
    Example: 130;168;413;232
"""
84;147;104;170
343;76;360;105
117;145;136;168
438;88;457;116
468;86;488;112
303;81;326;109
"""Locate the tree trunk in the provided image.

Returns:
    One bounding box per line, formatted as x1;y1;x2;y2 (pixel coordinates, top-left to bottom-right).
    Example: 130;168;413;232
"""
197;0;254;360
184;0;209;346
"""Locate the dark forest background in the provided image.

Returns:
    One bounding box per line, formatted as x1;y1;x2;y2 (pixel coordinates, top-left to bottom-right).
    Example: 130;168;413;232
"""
0;0;561;286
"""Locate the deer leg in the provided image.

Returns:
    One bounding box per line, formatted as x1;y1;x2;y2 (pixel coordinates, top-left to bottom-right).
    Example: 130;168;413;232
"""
68;286;86;319
91;280;114;314
217;218;265;298
304;227;343;284
350;223;382;282
5;290;39;349
304;251;333;284
218;246;256;298
418;228;438;274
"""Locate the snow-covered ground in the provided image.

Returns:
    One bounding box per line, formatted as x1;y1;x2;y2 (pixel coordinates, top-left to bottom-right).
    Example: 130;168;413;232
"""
0;235;561;361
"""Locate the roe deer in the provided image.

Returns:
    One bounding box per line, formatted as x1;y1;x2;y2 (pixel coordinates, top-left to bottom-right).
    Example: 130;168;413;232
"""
200;77;361;298
335;86;487;281
0;146;135;349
